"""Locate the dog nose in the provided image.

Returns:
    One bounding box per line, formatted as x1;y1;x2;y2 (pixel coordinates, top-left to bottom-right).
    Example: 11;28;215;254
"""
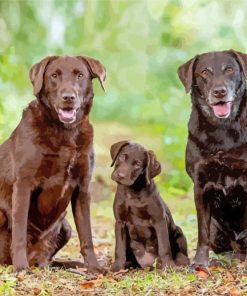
213;86;227;99
62;92;76;102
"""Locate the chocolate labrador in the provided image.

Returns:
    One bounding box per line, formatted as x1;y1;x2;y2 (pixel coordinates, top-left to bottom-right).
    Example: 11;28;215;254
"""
110;141;189;271
178;50;247;267
0;55;106;273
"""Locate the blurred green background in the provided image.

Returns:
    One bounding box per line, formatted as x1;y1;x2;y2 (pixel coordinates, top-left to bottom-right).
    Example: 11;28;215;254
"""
0;0;247;195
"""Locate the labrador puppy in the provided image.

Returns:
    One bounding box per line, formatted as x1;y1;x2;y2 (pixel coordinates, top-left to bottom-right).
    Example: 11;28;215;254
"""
178;50;247;267
0;55;106;273
110;141;189;271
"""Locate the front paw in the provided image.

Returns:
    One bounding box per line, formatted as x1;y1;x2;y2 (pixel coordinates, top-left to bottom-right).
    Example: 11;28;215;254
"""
87;263;106;275
13;257;30;273
157;257;176;269
111;260;126;272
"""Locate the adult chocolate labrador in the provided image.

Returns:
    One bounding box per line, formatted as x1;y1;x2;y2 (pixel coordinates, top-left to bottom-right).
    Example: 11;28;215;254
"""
0;55;106;273
110;141;189;271
178;50;247;267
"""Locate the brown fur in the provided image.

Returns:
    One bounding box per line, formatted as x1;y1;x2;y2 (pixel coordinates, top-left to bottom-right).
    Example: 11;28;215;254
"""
110;141;189;271
0;55;106;273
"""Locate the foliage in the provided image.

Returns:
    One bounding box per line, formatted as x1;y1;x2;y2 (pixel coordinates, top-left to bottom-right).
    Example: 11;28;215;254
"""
1;0;247;189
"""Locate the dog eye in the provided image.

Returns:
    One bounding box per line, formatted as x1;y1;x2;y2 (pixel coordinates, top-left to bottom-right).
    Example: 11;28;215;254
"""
201;69;209;78
225;67;234;75
134;162;142;168
118;154;126;162
78;72;84;78
51;73;57;79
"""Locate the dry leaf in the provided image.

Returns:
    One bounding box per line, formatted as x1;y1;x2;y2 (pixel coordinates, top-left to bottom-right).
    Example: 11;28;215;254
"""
195;266;210;279
80;281;95;289
33;287;41;295
229;287;242;296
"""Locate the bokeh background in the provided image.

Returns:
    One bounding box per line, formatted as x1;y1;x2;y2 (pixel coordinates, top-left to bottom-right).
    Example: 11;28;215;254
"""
1;0;247;257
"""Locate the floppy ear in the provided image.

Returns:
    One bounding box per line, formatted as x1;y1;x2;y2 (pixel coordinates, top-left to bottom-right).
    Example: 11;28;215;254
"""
145;150;161;185
230;49;247;78
177;56;197;93
77;56;106;91
110;140;130;167
29;56;57;97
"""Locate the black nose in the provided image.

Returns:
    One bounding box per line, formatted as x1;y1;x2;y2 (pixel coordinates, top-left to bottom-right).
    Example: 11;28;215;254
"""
213;86;227;99
62;92;76;102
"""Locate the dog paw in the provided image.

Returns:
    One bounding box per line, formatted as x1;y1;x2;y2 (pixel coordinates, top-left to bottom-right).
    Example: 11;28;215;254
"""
13;264;32;274
157;258;176;269
175;253;190;266
13;256;31;273
111;260;126;272
87;263;106;275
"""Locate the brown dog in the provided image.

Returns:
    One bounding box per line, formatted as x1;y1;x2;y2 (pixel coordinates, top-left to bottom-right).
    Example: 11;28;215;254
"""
110;141;189;271
178;50;247;268
0;55;106;273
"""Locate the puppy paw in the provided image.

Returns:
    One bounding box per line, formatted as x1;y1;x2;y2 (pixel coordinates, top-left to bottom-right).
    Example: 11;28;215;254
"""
175;252;190;266
111;260;126;272
157;258;176;269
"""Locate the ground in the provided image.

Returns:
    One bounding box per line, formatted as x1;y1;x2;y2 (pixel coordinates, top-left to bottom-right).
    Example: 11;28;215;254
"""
0;122;247;295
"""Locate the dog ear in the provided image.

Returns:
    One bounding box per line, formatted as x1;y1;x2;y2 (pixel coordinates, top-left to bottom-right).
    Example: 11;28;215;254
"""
145;150;161;185
77;56;106;91
29;56;57;97
177;56;197;93
230;49;247;78
110;140;130;167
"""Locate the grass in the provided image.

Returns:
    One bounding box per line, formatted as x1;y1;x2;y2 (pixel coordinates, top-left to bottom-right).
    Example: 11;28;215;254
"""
1;121;247;295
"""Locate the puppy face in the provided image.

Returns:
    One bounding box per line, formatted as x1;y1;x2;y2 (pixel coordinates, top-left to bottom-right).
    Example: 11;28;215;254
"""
111;144;147;186
111;141;161;186
178;50;247;122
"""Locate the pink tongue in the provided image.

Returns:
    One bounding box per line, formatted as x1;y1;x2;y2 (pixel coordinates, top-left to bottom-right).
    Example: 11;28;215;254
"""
212;102;231;117
59;109;75;119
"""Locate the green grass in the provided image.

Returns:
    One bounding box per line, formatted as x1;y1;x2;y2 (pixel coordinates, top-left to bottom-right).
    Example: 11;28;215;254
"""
0;121;247;295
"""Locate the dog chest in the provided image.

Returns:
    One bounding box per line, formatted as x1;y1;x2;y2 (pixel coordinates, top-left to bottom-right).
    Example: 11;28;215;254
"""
30;148;83;222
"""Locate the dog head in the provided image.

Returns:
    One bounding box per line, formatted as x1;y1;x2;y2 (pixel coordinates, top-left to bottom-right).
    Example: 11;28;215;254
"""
110;141;161;186
29;55;106;125
178;50;247;121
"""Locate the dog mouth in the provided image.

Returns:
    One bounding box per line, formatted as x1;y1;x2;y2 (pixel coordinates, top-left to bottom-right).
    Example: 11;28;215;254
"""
210;101;232;118
57;107;77;123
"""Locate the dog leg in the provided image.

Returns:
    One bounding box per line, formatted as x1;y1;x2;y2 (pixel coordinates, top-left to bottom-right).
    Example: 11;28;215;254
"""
11;178;33;272
71;181;104;274
193;184;210;268
111;221;127;272
154;220;176;268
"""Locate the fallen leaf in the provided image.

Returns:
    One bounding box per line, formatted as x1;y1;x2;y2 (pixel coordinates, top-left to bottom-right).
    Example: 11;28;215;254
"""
197;270;209;279
80;281;95;289
195;266;210;279
208;265;225;272
229;287;242;296
80;276;103;290
33;287;41;295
